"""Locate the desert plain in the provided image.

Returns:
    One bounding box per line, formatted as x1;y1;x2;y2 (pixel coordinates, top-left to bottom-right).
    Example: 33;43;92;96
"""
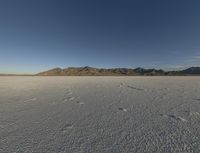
0;76;200;153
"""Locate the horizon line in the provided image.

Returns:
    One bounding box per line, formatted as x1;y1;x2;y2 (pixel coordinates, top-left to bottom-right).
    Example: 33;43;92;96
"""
1;65;199;75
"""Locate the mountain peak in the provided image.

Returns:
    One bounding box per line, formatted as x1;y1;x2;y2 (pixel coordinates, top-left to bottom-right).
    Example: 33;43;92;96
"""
181;67;200;74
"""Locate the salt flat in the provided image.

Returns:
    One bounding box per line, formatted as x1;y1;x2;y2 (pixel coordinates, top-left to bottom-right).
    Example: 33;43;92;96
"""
0;76;200;153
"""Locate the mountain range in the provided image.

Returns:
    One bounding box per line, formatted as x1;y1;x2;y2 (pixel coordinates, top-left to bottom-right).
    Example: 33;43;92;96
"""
1;66;200;76
36;66;200;76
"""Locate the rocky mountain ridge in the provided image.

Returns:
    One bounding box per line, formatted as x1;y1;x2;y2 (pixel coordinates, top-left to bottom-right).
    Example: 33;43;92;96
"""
36;66;200;76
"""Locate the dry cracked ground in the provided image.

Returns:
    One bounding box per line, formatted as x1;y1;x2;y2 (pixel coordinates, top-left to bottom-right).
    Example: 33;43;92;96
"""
0;76;200;153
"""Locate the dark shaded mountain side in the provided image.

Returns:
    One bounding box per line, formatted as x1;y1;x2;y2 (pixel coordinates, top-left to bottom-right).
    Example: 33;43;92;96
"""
180;67;200;74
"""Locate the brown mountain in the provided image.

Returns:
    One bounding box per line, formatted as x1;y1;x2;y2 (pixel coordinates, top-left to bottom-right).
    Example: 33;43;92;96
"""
37;66;168;76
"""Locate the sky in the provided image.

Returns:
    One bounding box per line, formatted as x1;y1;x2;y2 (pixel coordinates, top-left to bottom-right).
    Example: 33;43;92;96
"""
0;0;200;74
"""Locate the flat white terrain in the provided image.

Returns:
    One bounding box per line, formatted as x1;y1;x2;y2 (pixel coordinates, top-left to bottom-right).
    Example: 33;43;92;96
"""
0;76;200;153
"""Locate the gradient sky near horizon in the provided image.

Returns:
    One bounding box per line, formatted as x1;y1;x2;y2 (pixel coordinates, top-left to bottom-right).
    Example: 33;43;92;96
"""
0;0;200;74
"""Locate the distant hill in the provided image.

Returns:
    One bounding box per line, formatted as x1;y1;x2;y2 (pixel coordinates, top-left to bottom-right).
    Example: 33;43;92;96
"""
180;67;200;75
37;67;137;76
36;66;200;76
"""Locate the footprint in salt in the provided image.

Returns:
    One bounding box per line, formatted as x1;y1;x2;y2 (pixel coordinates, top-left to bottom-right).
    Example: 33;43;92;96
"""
24;98;37;102
193;99;200;101
184;111;200;116
119;83;124;88
118;107;127;112
68;97;75;101
63;99;68;102
77;101;84;105
160;114;187;122
61;124;73;133
127;85;144;91
66;91;73;95
191;112;200;116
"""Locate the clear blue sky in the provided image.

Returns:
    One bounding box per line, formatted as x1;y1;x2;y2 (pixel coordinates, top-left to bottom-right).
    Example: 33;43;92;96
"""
0;0;200;74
